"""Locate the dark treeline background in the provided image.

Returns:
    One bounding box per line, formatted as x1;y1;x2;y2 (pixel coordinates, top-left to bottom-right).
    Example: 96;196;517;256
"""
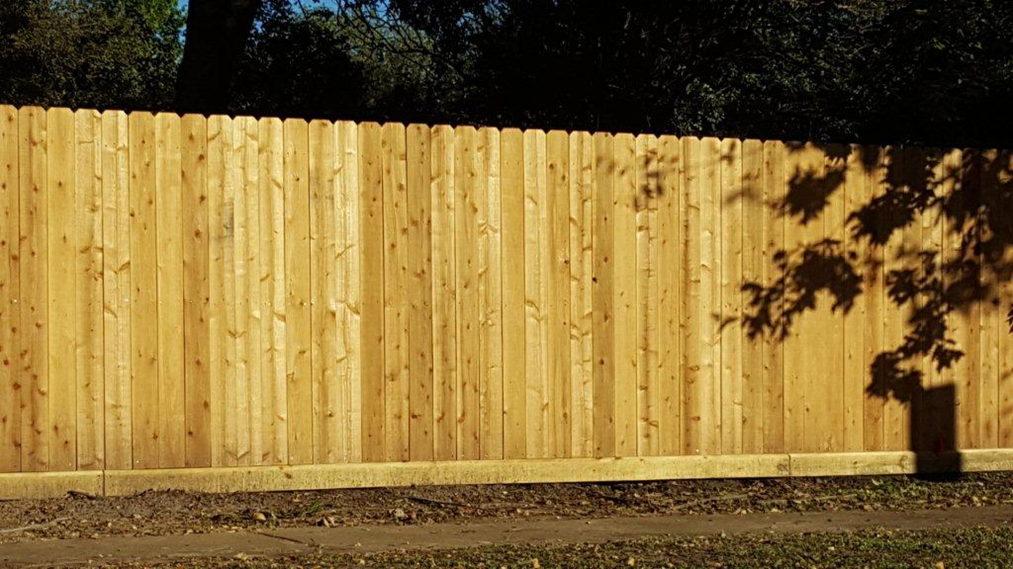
2;0;1012;147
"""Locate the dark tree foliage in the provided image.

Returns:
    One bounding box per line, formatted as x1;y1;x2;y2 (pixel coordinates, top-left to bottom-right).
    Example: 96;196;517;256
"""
176;0;261;113
381;0;1013;148
0;0;183;111
228;0;365;118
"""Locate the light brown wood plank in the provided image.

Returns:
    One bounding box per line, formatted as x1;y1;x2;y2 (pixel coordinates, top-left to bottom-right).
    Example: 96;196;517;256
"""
761;141;786;454
523;129;548;458
283;118;312;465
406;124;434;462
75;110;104;471
336;121;361;463
102;110;132;470
862;145;886;452
455;126;481;460
719;138;743;455
979;149;1000;449
842;144;867;453
657;135;681;457
429;125;456;462
47;107;77;471
546;130;571;458
500;128;526;459
0;106;19;473
128;111;158;469
358;122;385;463
592;132;616;458
680;136;702;456
613;133;638;457
207;114;235;466
740;139;764;455
381;122;410;462
569;131;594;458
309;119;337;464
258;117;287;464
635;134;659;457
20;106;49;472
182;114;211;467
156;113;185;468
478;127;503;460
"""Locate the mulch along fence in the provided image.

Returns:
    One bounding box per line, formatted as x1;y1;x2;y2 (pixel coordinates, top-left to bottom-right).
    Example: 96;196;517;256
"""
0;105;1011;497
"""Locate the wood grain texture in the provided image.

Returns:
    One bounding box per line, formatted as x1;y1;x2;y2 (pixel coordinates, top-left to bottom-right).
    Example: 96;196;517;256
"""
592;133;616;458
0;106;19;473
500;128;526;459
430;125;456;462
357;122;385;463
182;114;211;467
101;111;132;470
477;127;503;460
455;126;481;460
76;109;108;471
128;111;158;470
156;113;185;468
381;122;410;462
47;107;76;472
406;124;434;462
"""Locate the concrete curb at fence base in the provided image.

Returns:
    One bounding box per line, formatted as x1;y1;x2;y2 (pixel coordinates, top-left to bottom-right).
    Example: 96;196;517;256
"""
2;449;1012;499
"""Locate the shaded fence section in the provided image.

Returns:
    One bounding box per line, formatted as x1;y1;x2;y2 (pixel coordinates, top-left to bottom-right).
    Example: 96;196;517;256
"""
0;105;1011;476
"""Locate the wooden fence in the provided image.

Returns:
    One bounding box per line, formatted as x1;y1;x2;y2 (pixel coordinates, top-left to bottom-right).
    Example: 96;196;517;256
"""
1;105;1012;492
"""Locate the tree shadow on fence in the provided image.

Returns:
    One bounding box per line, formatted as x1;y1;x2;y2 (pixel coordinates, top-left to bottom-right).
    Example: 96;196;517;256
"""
738;141;1013;476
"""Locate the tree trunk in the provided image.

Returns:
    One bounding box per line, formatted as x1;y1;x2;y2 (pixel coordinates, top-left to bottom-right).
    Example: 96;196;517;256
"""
175;0;261;114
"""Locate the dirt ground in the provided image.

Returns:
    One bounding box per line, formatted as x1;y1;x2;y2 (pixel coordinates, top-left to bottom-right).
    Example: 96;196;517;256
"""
2;472;1013;544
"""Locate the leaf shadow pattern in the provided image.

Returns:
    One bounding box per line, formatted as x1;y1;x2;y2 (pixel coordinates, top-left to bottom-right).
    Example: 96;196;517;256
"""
742;141;1013;455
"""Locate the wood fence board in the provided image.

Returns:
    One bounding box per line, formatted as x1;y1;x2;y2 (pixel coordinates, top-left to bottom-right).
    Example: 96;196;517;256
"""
613;133;638;457
0;105;18;473
546;130;571;458
207;114;233;466
842;144;867;453
381;122;410;462
591;132;616;458
680;136;702;456
309;119;337;464
357;122;385;462
101;110;132;470
569;131;594;458
824;143;847;453
455;126;481;460
258;117;287;464
980;149;1000;449
128;111;158;470
657;135;681;457
740;139;764;455
74;109;104;471
760;140;785;454
336;121;362;463
478;127;503;460
282;119;312;465
430;124;456;462
862;145;886;452
523;129;548;459
47;107;77;472
720;138;743;455
406;124;434;462
635;134;659;457
500;128;526;459
156;113;185;468
182;114;212;467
